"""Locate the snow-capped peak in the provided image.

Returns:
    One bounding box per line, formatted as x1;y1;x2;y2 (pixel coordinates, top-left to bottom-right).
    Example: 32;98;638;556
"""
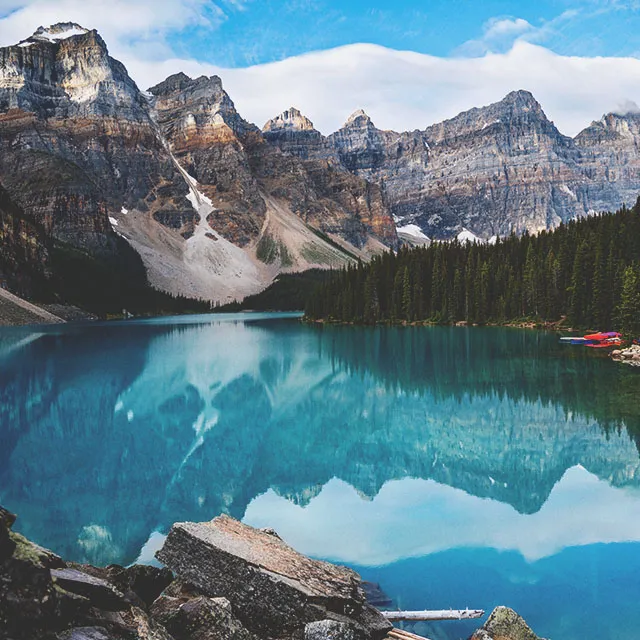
30;23;89;43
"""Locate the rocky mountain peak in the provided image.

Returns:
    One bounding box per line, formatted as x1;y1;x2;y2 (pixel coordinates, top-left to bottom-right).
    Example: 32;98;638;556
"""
344;109;374;128
149;72;252;138
575;108;640;146
1;22;147;121
29;23;89;42
148;73;223;98
263;107;316;133
501;89;541;110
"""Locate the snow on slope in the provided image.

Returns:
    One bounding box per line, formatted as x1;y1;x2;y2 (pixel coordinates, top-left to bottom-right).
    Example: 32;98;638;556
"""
30;24;89;42
457;228;484;244
397;223;430;245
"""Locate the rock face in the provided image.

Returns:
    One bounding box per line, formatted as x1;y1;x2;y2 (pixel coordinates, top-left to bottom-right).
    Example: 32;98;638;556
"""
0;24;397;308
0;184;50;297
574;111;640;214
321;93;583;239
265;92;640;241
149;75;397;252
470;606;543;640
0;24;189;253
156;514;392;640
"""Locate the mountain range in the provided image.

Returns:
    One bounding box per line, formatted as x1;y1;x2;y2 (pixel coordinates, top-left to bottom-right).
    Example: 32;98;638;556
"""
2;23;640;306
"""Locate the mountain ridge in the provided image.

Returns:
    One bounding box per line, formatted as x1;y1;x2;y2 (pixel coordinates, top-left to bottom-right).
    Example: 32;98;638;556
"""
0;24;397;308
2;22;640;309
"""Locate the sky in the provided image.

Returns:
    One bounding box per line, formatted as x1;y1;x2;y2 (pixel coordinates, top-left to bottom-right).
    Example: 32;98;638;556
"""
2;0;640;135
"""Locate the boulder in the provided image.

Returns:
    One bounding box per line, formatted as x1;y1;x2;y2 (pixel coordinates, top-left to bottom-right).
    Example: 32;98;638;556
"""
151;588;256;640
470;606;543;640
156;515;392;640
51;569;128;611
0;513;89;639
70;563;174;610
305;619;359;640
0;505;16;561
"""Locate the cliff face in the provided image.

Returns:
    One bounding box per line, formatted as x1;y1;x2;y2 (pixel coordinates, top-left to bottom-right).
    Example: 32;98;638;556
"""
0;24;190;253
263;92;640;241
148;73;266;247
149;77;398;253
323;92;585;239
0;185;49;297
574;111;640;214
0;27;398;305
260;107;397;248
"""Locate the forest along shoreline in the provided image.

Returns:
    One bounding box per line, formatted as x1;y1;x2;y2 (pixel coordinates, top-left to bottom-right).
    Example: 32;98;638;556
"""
0;504;545;640
303;201;640;345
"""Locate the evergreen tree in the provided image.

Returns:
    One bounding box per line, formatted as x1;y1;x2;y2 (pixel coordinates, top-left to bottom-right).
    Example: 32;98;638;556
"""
616;265;640;337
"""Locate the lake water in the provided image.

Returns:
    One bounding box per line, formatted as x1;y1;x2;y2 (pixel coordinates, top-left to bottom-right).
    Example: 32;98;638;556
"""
1;314;640;640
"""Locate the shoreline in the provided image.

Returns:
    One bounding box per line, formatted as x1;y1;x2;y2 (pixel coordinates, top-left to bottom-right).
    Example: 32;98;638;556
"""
303;315;574;332
0;504;544;640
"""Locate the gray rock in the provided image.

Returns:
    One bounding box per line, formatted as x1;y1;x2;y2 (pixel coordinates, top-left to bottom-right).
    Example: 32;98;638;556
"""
57;627;115;640
470;606;543;640
305;619;358;640
151;589;256;640
156;515;392;640
51;568;128;611
0;505;16;529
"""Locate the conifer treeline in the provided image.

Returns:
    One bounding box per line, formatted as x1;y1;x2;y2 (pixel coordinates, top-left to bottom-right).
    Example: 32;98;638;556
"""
305;199;640;334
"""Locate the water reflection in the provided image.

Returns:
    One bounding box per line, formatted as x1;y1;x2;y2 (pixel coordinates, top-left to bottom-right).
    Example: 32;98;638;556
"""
0;318;639;570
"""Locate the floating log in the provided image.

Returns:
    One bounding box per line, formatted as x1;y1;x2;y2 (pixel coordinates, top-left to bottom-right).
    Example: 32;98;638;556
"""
383;609;484;621
387;628;432;640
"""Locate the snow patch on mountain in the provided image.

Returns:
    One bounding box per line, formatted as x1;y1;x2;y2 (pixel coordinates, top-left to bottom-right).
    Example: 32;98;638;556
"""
31;24;89;43
397;224;430;245
457;228;483;244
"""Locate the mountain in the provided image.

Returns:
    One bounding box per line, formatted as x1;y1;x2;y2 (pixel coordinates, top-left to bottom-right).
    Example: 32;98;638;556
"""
4;23;640;309
265;91;640;241
0;24;397;308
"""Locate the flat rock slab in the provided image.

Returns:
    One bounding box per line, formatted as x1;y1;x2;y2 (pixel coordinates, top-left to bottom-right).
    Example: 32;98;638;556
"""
157;515;391;639
162;515;358;599
51;568;128;611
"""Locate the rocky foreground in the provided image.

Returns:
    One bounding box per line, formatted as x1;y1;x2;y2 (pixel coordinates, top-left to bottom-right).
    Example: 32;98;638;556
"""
0;506;543;640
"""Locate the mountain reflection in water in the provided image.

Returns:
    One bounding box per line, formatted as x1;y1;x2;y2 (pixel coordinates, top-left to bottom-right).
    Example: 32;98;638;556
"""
1;315;639;640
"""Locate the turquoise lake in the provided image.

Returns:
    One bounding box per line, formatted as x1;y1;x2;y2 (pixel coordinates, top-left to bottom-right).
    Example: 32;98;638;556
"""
1;313;640;640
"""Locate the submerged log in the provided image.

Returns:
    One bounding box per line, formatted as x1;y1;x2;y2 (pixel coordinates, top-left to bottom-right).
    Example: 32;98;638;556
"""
383;609;484;621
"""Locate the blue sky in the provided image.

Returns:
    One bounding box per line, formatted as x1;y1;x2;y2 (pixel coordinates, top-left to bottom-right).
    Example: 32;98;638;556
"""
2;0;640;135
172;0;640;66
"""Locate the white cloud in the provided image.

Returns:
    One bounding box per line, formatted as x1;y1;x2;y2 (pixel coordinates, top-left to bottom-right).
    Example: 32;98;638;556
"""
485;16;532;39
244;467;640;566
457;16;535;56
614;98;640;115
135;41;640;137
2;3;640;137
0;0;224;61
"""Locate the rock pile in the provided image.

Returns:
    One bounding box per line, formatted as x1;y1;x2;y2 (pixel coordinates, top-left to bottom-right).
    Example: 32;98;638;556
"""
0;506;544;640
611;344;640;366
